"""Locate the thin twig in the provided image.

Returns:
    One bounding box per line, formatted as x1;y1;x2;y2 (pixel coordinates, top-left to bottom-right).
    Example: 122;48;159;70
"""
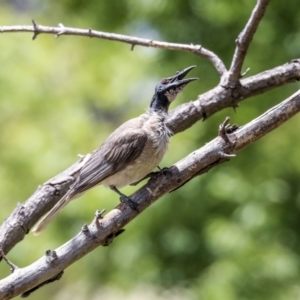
0;249;18;273
222;0;270;86
31;19;39;40
0;22;227;76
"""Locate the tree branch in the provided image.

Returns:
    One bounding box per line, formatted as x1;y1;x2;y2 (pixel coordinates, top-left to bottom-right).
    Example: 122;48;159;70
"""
168;59;300;133
221;0;270;86
0;249;18;273
0;21;227;76
0;1;299;296
0;59;299;257
0;89;299;299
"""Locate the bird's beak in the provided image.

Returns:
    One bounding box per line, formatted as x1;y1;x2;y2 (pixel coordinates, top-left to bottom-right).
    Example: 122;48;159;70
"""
166;65;198;88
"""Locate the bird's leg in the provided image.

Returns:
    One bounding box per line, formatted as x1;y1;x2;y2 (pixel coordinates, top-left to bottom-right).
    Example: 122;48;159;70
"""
129;173;153;186
130;166;166;186
109;185;139;211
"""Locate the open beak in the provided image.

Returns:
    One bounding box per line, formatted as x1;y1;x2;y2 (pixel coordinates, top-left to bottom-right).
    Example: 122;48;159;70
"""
166;65;198;88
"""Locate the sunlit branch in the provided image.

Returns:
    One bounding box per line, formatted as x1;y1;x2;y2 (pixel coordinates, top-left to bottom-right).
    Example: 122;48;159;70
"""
0;21;227;76
0;59;299;258
0;89;300;299
168;59;300;133
222;0;270;86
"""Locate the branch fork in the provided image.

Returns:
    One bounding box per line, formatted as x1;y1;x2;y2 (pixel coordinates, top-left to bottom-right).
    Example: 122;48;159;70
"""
2;0;300;298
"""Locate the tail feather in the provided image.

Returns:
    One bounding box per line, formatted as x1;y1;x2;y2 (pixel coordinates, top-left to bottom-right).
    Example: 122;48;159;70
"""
32;195;70;235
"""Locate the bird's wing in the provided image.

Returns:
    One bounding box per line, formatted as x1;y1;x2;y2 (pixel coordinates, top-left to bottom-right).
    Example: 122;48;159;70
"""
67;122;148;197
32;118;149;235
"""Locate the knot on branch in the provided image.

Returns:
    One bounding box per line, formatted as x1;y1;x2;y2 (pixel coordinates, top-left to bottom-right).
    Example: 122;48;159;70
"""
45;249;58;263
55;23;67;38
95;209;106;219
218;117;238;147
81;224;90;235
31;20;40;40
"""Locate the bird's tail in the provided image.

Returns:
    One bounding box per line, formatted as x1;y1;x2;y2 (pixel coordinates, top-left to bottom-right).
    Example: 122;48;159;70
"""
32;194;71;235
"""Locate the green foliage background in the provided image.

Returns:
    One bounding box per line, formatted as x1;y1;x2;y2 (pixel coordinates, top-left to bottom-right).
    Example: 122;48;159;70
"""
1;0;300;299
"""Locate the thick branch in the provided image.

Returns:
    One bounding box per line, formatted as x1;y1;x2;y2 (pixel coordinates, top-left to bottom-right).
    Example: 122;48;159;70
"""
0;59;299;257
0;22;226;76
168;59;300;133
0;90;300;299
222;0;270;86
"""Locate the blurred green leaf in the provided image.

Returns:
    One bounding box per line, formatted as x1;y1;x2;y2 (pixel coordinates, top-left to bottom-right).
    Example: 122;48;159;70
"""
1;1;300;299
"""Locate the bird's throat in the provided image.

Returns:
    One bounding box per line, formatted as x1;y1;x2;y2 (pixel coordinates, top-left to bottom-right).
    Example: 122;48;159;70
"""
150;93;170;113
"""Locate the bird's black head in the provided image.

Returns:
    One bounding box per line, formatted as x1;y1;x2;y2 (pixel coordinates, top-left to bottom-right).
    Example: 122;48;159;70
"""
150;66;198;112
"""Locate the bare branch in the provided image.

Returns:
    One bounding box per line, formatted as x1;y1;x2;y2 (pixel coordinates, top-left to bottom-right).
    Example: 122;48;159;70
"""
31;19;39;40
235;89;300;149
0;22;226;76
222;0;270;86
0;155;91;255
20;272;64;298
0;1;298;296
0;59;299;257
0;90;299;299
168;59;300;133
0;249;18;273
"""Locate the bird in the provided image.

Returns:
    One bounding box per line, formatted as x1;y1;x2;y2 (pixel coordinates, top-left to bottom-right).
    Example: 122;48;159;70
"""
32;66;198;235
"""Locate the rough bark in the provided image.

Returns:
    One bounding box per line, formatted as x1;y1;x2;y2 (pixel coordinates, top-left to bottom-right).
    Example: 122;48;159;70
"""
1;0;300;298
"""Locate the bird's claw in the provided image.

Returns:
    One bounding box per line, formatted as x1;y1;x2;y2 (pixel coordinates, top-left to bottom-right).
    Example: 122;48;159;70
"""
160;167;172;176
149;167;172;181
120;195;139;212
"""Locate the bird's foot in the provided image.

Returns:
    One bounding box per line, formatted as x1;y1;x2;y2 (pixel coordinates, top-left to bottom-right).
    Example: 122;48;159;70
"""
149;167;172;181
157;166;172;176
160;167;172;176
130;167;164;186
110;185;139;211
129;173;154;186
120;195;139;211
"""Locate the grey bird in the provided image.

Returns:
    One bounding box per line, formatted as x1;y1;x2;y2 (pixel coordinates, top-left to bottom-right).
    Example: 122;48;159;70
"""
32;66;198;235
